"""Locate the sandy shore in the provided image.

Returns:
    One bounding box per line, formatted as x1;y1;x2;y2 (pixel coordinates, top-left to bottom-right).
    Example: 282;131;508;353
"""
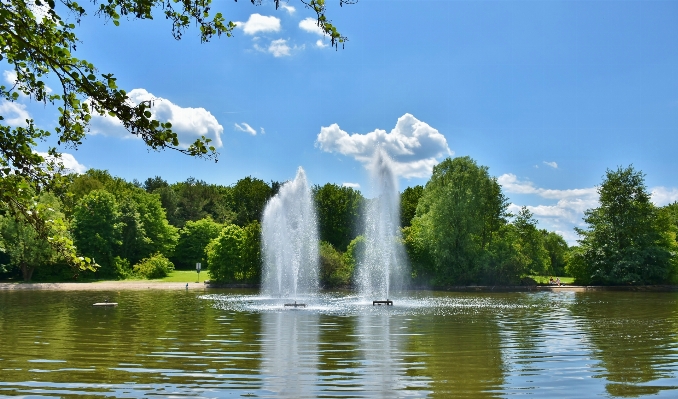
3;282;677;292
0;281;207;291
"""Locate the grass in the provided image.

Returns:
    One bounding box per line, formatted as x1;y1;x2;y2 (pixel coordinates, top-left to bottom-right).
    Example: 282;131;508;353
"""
531;275;575;285
157;270;209;283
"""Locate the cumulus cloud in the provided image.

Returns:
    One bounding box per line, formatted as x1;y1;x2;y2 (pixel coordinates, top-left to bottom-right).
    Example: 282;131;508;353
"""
267;38;291;57
316;113;452;179
498;174;597;201
89;88;224;148
235;14;281;35
503;174;678;244
500;174;600;244
234;122;256;135
3;70;17;85
342;182;360;189
36;151;87;174
543;161;558;169
651;186;678;206
0;101;30;126
299;17;324;36
280;4;295;14
316;39;328;48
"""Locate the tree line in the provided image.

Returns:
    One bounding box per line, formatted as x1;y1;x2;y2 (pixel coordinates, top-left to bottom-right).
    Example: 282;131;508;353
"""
1;157;676;286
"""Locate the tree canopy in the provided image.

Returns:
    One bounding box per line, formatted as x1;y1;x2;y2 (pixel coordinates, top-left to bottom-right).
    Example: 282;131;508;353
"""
409;156;509;285
569;166;677;285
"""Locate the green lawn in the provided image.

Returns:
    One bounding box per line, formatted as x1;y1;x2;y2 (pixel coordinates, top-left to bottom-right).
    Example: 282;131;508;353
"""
531;275;575;285
158;270;209;283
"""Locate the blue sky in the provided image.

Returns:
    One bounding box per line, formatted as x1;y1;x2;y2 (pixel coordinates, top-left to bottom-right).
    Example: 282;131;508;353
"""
3;0;678;243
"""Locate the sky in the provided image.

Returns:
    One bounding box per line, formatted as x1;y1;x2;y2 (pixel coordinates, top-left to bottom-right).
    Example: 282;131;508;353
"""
3;0;678;243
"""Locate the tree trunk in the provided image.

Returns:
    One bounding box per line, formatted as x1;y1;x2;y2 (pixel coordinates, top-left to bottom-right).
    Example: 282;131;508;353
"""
21;263;35;281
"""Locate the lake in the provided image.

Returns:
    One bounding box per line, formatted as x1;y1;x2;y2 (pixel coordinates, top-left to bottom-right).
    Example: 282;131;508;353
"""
1;289;677;398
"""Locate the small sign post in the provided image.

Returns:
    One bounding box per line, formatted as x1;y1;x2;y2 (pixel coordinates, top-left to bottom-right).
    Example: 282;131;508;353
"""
196;262;201;283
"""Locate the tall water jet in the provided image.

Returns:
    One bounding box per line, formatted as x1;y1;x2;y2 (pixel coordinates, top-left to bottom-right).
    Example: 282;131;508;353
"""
261;167;319;299
356;148;409;300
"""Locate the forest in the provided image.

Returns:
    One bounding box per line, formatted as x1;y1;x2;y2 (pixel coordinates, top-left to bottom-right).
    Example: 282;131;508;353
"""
1;157;676;286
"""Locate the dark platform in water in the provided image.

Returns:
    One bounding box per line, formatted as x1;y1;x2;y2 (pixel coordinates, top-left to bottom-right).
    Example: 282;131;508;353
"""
284;301;306;308
373;300;393;306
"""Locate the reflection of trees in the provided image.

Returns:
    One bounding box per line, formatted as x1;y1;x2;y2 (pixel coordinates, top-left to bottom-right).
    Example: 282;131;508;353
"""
569;292;678;397
408;304;505;398
0;291;263;392
259;311;319;398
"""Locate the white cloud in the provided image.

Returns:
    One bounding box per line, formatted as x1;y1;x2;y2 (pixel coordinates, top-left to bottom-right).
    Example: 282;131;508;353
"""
235;14;281;35
543;161;558;169
316;113;452;179
0;100;30;127
36;151;87;174
234;122;256;135
342;182;361;189
501;174;600;245
89;88;224;148
3;70;17;85
280;4;295;14
28;0;51;22
267;38;291;57
651;186;678;206
498;174;597;200
2;69;51;97
299;17;324;36
316;39;328;48
503;174;678;245
260;127;266;135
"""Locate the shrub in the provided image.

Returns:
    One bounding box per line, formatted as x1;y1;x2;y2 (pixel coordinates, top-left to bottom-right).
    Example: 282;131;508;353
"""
133;253;175;279
319;241;353;288
206;224;246;283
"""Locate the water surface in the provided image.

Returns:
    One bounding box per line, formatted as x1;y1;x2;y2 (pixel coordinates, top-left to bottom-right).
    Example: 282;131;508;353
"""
1;289;677;398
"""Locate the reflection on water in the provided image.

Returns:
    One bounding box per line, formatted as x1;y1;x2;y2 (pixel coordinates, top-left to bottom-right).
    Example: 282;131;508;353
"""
260;311;320;398
569;292;678;397
1;290;678;398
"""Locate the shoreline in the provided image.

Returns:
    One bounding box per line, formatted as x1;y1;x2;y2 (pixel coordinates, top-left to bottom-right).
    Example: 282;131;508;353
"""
0;281;208;291
2;281;678;292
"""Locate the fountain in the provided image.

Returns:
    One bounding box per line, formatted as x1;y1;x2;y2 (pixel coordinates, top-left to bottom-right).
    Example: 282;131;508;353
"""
355;148;409;301
261;167;319;299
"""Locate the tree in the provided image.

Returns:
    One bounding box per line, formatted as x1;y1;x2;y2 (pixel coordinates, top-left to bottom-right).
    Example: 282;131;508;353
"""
313;183;363;251
154;185;181;226
67;170;178;265
143;176;169;193
571;166;677;285
241;220;262;283
170;178;234;226
131;190;178;260
661;202;678;247
206;224;246;283
319;241;352;288
541;230;569;276
512;207;549;277
231;177;273;226
400;185;423;228
411;156;509;285
173;217;223;270
0;193;69;281
1;0;351;271
71;189;121;277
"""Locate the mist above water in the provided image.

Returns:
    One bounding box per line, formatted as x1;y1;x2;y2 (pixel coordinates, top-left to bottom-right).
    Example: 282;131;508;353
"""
261;167;319;299
355;148;409;300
